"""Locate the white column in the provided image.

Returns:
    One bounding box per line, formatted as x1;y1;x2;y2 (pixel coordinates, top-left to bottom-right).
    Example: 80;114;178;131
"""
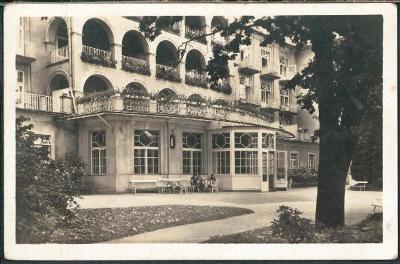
257;130;263;191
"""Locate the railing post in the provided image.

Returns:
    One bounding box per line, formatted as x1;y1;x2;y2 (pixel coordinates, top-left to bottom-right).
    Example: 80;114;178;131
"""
111;92;123;111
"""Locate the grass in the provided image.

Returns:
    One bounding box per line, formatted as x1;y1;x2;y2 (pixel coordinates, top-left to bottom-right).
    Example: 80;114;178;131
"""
205;212;382;243
36;205;253;244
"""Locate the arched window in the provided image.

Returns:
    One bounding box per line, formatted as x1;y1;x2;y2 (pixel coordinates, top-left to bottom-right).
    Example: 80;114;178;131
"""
82;19;112;51
185;16;206;44
83;75;112;94
121;31;150;75
123;82;149;97
56;21;68;49
49;74;69;92
185;50;207;88
211;16;228;45
47;18;69;63
157;88;177;101
156;41;180;82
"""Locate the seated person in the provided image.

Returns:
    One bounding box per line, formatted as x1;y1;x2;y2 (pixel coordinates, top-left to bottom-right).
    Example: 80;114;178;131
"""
209;174;216;182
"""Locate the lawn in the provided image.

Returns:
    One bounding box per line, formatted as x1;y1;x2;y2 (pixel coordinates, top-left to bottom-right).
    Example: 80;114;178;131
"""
36;205;253;244
205;213;382;243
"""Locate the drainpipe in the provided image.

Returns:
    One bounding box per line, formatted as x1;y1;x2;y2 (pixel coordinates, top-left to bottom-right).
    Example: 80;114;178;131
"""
68;17;77;113
166;120;170;179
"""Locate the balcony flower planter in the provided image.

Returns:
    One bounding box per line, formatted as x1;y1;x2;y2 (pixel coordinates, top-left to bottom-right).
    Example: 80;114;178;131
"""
185;28;207;44
156;65;181;83
81;51;117;68
185;72;208;88
76;89;116;104
210;82;232;95
121;56;151;76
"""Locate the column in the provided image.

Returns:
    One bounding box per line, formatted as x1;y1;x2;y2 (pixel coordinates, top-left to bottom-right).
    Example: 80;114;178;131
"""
112;43;122;72
149;52;156;78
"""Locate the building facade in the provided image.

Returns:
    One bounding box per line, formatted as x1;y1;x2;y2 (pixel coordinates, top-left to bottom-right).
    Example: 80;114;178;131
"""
15;16;319;193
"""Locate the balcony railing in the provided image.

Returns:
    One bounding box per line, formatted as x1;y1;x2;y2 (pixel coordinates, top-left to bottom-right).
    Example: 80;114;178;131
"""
121;56;151;76
17;92;60;112
164;21;181;35
75;95;278;128
238;55;260;75
156;64;181;83
81;45;116;68
185;26;207;44
260;66;280;80
280;65;297;81
185;71;208;88
49;46;69;64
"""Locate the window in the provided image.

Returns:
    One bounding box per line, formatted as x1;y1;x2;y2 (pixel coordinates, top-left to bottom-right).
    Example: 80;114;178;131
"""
234;132;258;174
280;55;288;77
134;130;160;174
261;49;271;68
279;112;292;126
182;132;203;174
308;153;316;170
16;71;24;104
34;134;52;157
261;82;273;103
262;133;275;149
277;151;286;180
280;86;289;108
91;130;106;175
212;133;230;174
290;152;299;169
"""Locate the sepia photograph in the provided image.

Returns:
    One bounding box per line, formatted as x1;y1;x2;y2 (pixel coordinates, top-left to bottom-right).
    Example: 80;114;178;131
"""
3;2;397;260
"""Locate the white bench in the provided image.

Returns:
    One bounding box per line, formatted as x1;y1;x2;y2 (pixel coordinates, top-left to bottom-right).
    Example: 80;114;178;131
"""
129;179;158;193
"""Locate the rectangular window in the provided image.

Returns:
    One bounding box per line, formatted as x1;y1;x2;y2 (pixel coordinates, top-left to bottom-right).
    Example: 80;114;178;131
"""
290;152;299;169
280;55;288;76
280;86;289;108
212;133;230;174
261;49;271;68
91;130;106;175
234;132;258;148
308;153;316;170
261;82;273;103
182;132;203;175
277;151;286;180
262;133;275;149
235;151;258;174
34;134;52;157
134;130;160;174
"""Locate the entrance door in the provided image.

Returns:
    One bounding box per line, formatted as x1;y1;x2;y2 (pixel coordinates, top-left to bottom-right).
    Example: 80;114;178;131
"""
268;151;275;191
261;152;268;192
276;151;287;189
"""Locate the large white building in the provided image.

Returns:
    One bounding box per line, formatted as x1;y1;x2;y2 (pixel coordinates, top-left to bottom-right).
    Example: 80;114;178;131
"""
15;16;319;192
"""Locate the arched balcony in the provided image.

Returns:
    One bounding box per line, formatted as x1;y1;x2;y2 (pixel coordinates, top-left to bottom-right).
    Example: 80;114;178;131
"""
210;65;232;95
49;74;69;93
83;75;113;94
185;16;207;44
185;49;207;88
121;31;150;76
211;16;229;45
122;82;150;112
156;41;181;83
47;18;69;64
81;19;116;68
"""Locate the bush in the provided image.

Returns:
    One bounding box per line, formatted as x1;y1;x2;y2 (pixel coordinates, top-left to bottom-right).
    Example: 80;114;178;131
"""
16;117;87;243
270;205;315;243
289;167;318;187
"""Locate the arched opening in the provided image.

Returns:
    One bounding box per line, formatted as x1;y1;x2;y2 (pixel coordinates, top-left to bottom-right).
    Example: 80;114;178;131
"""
81;19;115;67
121;31;150;75
47;18;69;63
123;82;149;97
211;16;229;45
213;98;229;107
82;19;113;51
49;74;69;92
185;50;207;88
122;31;148;61
156;41;181;82
185;16;207;44
157;88;177;101
83;75;113;94
187;93;205;104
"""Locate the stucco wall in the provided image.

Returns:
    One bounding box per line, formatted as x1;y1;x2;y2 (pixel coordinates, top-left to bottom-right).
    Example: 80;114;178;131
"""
277;139;319;173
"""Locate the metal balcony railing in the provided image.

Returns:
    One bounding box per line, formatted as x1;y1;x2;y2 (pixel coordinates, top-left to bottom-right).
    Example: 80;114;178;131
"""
121;55;150;75
49;46;69;64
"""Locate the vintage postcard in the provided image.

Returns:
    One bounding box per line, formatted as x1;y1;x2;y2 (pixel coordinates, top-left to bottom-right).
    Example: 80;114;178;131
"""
3;2;398;260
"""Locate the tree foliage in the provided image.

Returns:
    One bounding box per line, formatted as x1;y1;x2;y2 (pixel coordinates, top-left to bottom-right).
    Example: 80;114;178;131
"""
16;116;87;243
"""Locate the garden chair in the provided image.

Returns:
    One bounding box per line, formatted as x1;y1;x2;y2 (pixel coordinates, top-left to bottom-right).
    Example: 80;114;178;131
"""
156;180;168;194
178;180;190;194
209;180;218;193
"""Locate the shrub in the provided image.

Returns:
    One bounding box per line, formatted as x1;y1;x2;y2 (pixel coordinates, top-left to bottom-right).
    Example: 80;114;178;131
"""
289;167;318;187
270;205;315;243
16;117;87;243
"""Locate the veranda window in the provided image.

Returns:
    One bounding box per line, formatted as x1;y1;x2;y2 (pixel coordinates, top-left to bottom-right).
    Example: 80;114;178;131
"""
212;133;230;174
308;153;316;170
262;133;275;149
234;132;258;174
290;152;299;169
182;132;203;175
91;130;106;175
134;130;160;174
